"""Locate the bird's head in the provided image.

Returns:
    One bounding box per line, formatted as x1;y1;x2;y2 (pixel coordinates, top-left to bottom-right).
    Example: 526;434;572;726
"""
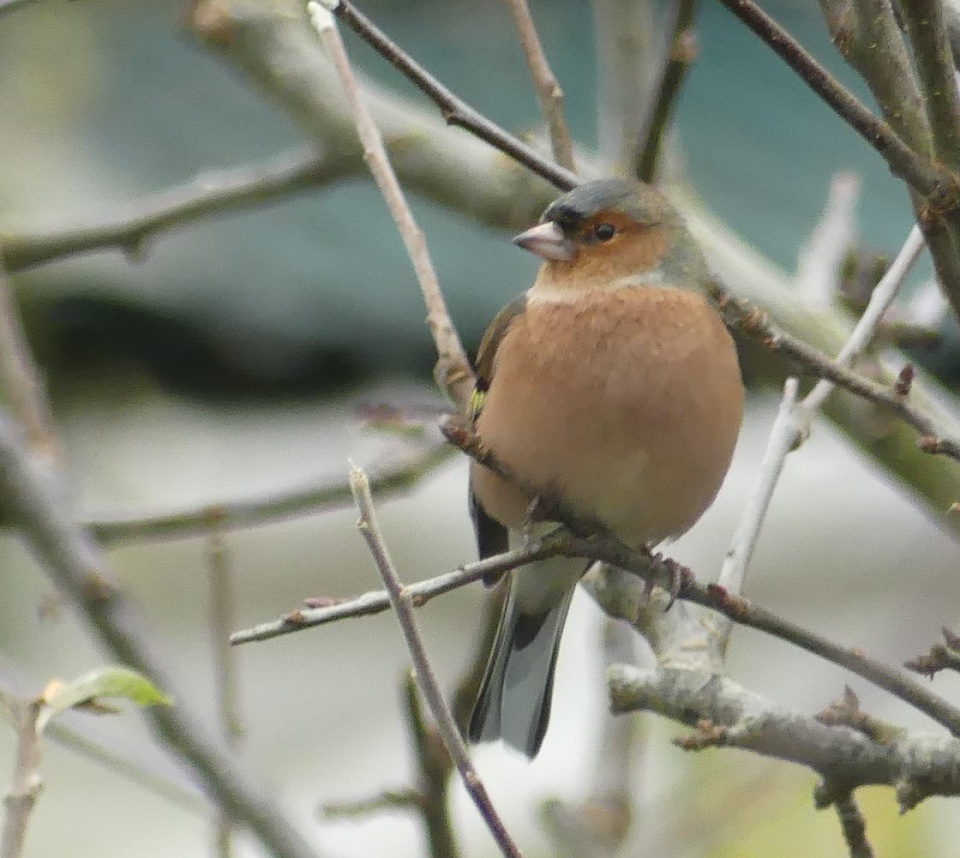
514;178;706;297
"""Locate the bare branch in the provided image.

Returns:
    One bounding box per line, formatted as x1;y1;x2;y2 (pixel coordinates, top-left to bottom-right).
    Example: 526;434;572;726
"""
713;0;953;198
320;0;577;191
633;0;698;182
714;377;800;602
0;148;353;273
0;266;57;458
347;465;521;858
89;438;452;545
901;0;960;170
229;536;556;645
311;1;474;409
844;0;930;149
235;510;960;737
833;792;873;858
710;281;960;462
608;662;960;809
207;530;242;858
1;699;43;858
503;0;576;171
0;410;325;858
803;224;925;413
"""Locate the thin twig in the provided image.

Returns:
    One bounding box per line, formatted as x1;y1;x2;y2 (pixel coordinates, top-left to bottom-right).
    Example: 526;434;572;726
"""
310;1;474;409
794;172;861;305
634;0;698;182
901;0;960;171
0;147;353;273
833;792;874;858
503;0;576;171
89;439;452;545
709;282;960;461
347;466;521;858
803;224;925;413
0;266;57;458
715;378;800;604
401;674;460;858
208;529;242;858
320;0;577;191
229;536;558;645
234;516;960;737
712;0;953;198
1;699;43;858
592;0;659;164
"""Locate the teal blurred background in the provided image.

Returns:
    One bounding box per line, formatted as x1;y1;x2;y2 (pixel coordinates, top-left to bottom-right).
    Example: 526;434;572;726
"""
1;2;958;857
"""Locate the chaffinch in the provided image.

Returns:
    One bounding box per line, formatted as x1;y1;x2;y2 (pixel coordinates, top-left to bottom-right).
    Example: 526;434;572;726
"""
467;177;744;757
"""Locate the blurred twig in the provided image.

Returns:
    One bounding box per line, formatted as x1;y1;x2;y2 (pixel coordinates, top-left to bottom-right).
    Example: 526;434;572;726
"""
89;438;452;545
0;698;43;858
592;0;658;164
0;147;353;273
0;409;325;858
833;792;873;858
633;0;698;182
0;265;56;459
207;530;242;858
347;466;520;858
503;0;576;171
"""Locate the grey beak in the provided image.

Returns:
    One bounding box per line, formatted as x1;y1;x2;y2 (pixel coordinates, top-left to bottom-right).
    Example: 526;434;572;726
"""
512;221;576;262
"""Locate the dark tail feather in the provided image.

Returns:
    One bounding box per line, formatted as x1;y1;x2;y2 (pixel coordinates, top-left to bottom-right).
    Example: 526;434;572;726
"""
468;582;576;758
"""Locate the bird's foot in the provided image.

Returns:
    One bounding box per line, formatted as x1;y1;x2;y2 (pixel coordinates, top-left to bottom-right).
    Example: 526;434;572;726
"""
638;550;685;610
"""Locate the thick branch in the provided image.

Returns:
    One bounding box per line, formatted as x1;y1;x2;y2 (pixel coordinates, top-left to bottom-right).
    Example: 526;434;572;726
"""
901;0;960;170
608;663;960;809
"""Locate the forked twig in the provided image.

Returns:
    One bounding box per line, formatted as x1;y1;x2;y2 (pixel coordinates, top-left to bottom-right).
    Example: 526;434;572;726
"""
348;466;521;858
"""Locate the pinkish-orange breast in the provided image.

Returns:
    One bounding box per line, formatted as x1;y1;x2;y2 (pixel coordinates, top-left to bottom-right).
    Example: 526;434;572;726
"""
470;286;743;547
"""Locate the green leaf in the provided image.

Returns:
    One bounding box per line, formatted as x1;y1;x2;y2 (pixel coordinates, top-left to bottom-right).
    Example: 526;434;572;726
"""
35;667;171;734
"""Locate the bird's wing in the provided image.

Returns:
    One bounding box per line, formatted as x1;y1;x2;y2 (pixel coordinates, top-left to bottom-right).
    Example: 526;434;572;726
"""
469;294;528;565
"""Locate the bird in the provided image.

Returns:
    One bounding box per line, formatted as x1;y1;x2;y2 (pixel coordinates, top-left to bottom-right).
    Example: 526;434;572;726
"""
466;177;744;758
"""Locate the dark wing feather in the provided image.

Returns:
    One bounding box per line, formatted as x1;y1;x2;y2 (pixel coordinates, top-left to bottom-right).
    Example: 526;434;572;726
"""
469;294;527;571
473;294;528;403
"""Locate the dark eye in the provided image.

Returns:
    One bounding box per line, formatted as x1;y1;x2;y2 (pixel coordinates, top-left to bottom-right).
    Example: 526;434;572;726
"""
594;222;616;242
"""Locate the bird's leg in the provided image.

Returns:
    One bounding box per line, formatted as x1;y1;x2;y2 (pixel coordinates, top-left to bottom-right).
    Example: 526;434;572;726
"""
521;493;554;543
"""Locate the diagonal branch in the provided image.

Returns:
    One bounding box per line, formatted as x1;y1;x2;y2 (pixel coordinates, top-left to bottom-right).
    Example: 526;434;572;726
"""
712;0;953;199
322;0;577;190
312;0;474;409
709;281;960;462
503;0;576;171
901;0;960;171
348;465;521;858
633;0;698;182
0;410;324;858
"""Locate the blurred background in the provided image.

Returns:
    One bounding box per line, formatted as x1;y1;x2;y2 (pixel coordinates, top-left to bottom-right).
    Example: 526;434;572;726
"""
0;0;959;856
